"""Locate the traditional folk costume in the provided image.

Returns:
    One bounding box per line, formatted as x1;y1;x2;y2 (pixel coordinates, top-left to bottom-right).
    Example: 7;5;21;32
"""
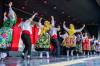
36;18;51;58
95;40;100;55
19;13;37;59
49;16;61;56
0;3;16;59
3;5;16;27
90;36;96;55
76;34;83;55
63;23;85;56
82;33;93;55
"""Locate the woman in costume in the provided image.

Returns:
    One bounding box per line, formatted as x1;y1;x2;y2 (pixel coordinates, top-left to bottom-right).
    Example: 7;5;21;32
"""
36;18;51;58
19;13;37;59
82;33;94;55
0;2;14;60
49;16;61;57
3;2;17;27
63;22;85;56
90;35;96;55
76;32;83;56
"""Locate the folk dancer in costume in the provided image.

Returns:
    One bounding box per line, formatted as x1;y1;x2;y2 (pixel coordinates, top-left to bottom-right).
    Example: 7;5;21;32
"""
36;18;51;58
3;2;17;27
95;40;100;55
63;22;85;56
82;32;94;55
49;16;61;57
76;32;83;56
19;13;37;59
90;35;96;55
0;2;16;60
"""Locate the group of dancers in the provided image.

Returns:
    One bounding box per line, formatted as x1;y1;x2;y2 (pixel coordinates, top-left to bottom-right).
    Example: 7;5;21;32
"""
0;2;100;60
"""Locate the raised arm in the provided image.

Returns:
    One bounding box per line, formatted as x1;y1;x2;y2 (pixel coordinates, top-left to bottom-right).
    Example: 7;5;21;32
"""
63;21;69;32
3;12;7;21
25;13;37;23
38;18;43;28
51;16;55;27
8;2;16;21
75;24;85;32
31;13;37;20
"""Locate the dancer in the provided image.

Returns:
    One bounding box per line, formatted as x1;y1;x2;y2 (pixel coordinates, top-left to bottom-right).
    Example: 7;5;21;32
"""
36;18;51;58
3;2;17;27
49;16;61;57
76;33;83;56
63;22;85;56
82;32;94;55
19;13;37;59
0;2;15;60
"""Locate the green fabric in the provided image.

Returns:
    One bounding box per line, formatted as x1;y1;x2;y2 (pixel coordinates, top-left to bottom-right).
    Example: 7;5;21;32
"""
36;34;50;48
3;17;16;27
0;27;12;48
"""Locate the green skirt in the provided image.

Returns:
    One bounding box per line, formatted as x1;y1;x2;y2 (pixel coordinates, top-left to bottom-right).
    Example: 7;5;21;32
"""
35;34;50;51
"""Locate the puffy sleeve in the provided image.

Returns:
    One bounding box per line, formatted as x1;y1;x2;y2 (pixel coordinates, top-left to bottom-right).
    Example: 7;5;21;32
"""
51;16;55;27
8;7;16;21
75;25;85;32
60;33;68;39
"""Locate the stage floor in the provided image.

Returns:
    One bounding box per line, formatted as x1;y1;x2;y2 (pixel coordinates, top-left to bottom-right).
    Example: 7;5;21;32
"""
0;55;100;66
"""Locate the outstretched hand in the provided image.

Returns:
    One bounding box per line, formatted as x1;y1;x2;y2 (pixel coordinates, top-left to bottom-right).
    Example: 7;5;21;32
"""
31;12;38;20
4;12;7;16
63;21;66;24
9;2;12;7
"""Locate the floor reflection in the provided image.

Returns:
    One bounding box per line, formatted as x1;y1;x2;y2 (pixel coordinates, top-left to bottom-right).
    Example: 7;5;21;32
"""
0;55;100;66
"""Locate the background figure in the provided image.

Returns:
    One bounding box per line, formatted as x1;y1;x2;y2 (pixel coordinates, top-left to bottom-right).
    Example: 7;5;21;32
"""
76;33;83;56
49;16;61;57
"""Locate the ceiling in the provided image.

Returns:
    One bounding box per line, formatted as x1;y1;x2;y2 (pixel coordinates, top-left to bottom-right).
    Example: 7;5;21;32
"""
2;0;100;25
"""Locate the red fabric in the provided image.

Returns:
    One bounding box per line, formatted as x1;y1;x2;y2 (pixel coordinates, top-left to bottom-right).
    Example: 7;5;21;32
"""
32;24;39;46
22;30;31;37
11;18;21;51
50;44;55;51
82;38;90;51
52;34;57;39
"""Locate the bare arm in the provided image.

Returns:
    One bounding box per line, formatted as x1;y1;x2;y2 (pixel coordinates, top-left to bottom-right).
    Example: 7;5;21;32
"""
51;16;55;27
63;21;69;32
38;18;43;28
75;24;85;32
8;2;16;20
3;12;7;21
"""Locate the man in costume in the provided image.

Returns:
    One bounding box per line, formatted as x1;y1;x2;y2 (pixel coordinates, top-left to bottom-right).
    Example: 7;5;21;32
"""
19;13;37;59
63;22;85;56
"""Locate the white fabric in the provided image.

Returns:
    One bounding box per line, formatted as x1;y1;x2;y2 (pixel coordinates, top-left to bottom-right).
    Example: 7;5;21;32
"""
0;53;7;59
60;33;68;39
8;7;15;21
20;18;32;34
49;27;58;36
